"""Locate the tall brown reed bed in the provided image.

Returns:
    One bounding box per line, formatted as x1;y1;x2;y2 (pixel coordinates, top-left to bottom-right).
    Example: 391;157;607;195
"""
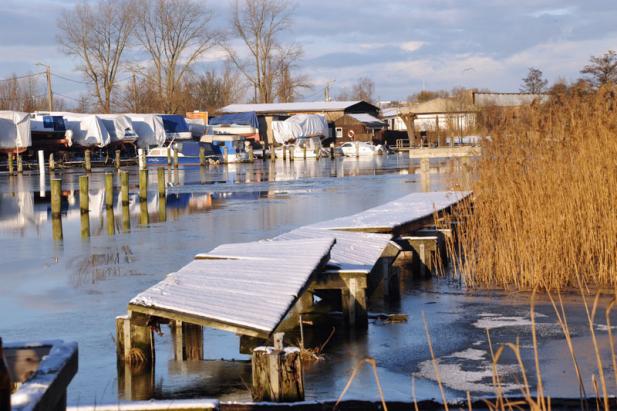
450;84;617;290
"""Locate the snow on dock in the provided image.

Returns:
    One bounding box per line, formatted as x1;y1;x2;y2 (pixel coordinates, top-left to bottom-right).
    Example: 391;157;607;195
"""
309;191;470;234
273;227;392;273
130;237;335;337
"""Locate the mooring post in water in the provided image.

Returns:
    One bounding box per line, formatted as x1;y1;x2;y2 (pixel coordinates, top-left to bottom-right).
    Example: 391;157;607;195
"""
251;332;304;402
49;153;55;171
282;145;287;161
330;143;335;160
137;149;145;170
38;150;45;175
199;146;206;167
341;274;368;328
166;147;171;166
7;153;13;175
303;144;307;160
139;169;148;202
158;191;166;223
173;146;179;169
84;149;91;172
270;144;276;162
157;167;165;197
355;141;360;158
79;175;89;214
16;153;22;174
105;172;114;209
115;150;121;170
223;147;228;164
289;146;294;162
51;178;62;218
248;144;254;162
171;320;204;361
120;171;129;206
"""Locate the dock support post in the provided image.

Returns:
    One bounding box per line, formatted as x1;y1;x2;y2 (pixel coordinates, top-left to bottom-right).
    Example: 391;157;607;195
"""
282;145;287;161
173;146;179;169
223;147;229;164
49;153;55;171
252;332;304;402
51;178;63;241
157;167;165;197
7;153;13;175
355;141;359;158
79;175;89;214
330;143;335;160
303;144;307;160
120;171;129;205
105;172;114;209
139;170;147;202
84;150;91;172
115;150;121;170
171;321;204;361
270;144;276;162
248;145;254;162
199;146;206;167
166;147;171;166
342;275;367;328
116;314;154;366
16;153;22;174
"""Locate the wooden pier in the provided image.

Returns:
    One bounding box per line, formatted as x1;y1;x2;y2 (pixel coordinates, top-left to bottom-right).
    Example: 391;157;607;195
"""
117;191;470;402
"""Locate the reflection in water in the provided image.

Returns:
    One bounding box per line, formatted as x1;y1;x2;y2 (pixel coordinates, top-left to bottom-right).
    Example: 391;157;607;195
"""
70;245;137;287
117;362;154;401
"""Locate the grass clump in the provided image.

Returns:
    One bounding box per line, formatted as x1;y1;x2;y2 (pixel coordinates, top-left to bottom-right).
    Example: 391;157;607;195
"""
452;84;617;290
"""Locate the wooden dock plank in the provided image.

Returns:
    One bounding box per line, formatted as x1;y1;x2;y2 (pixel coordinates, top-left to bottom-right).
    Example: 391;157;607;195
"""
130;238;335;336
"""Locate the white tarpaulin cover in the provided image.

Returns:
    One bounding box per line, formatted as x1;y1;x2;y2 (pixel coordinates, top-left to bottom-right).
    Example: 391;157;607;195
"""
98;114;137;143
53;112;111;148
272;114;328;144
127;114;166;147
0;111;31;150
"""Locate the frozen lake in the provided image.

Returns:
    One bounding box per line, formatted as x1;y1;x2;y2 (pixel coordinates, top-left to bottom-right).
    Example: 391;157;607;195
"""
0;155;613;406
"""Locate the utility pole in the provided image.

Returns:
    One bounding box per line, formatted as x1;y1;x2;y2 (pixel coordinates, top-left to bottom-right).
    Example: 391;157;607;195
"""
37;63;53;112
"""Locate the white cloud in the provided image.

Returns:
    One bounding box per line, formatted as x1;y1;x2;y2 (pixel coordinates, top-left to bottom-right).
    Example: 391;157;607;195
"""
400;41;425;53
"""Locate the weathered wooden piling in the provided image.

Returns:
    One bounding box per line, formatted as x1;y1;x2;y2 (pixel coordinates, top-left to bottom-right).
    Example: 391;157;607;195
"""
199;146;206;167
355;141;360;158
270;144;276;162
171;321;204;361
115;150;121;169
79;175;89;214
120;171;129;206
157;168;165;197
106;208;115;236
289;146;294;162
139;169;148;202
37;150;45;175
115;314;154;367
330;143;335;160
251;333;304;402
7;153;13;175
282;145;287;161
173;147;179;169
248;145;254;162
84;150;91;172
222;147;228;164
158;192;166;223
51;178;62;218
341;274;368;327
303;144;307;160
137;149;145;170
16;154;22;174
166;147;171;166
105;173;114;209
122;204;130;232
48;153;55;171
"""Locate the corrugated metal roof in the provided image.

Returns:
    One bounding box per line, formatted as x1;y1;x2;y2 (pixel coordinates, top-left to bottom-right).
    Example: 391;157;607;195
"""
473;92;549;107
220;101;364;114
130;237;335;334
348;113;385;126
310;191;470;232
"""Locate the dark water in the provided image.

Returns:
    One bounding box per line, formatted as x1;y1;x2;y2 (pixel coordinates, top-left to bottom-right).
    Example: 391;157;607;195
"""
0;155;610;405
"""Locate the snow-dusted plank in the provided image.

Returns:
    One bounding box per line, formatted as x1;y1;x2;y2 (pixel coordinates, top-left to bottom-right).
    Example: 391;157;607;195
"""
130;238;334;335
309;191;470;233
273;227;391;273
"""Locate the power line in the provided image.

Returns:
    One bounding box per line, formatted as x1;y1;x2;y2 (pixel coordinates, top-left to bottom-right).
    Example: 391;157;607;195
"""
51;73;89;85
54;92;83;103
0;71;45;82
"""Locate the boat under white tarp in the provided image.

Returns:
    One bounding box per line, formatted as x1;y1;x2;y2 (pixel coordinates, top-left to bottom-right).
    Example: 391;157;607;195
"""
126;114;166;148
53;112;111;148
272;114;328;144
0;111;31;153
97;114;138;145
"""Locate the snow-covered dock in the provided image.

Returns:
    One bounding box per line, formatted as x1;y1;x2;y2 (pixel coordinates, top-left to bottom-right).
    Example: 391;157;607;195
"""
118;190;469;368
310;191;470;235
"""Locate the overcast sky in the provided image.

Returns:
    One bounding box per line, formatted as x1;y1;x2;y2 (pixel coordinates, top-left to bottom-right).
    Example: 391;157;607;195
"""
1;0;616;104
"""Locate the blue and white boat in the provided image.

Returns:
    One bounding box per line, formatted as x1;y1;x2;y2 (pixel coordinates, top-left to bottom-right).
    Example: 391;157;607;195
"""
146;140;219;165
200;134;249;163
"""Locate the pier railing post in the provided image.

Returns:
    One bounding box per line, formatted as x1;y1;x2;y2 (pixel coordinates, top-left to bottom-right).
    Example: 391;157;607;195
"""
252;332;304;402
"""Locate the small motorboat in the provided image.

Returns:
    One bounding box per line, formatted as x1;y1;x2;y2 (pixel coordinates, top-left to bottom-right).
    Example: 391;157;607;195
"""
146;140;219;165
339;141;385;157
290;136;328;159
200;134;249;163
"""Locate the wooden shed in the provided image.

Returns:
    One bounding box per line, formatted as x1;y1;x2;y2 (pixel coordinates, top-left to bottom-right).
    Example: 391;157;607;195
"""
333;113;386;144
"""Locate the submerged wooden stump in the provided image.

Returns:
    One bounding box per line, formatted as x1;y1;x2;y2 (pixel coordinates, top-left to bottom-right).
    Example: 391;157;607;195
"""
252;334;304;402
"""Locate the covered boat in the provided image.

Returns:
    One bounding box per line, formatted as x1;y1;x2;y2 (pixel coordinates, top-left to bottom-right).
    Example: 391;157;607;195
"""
126;114;166;148
98;114;139;146
208;112;260;139
0;111;31;154
272;114;328;144
160;114;192;140
56;112;111;148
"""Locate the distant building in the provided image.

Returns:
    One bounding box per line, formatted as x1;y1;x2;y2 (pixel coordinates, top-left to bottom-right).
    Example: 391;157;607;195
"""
472;92;548;107
218;101;381;144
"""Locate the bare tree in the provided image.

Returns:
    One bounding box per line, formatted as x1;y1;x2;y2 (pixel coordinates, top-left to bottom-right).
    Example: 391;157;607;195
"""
337;77;375;102
186;64;246;112
0;74;49;112
135;0;221;113
57;0;135;113
228;0;306;103
520;67;548;93
581;50;617;88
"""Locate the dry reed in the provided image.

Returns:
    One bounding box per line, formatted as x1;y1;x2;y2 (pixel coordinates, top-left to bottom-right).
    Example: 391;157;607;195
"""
450;84;617;290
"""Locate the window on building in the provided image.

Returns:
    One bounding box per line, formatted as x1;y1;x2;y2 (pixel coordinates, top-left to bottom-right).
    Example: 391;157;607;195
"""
335;127;343;138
